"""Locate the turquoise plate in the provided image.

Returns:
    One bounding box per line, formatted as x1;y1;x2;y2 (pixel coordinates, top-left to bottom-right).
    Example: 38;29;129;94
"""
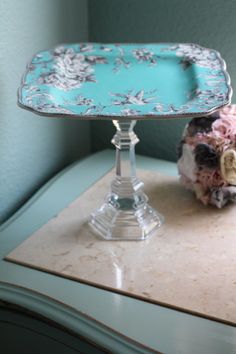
18;43;232;120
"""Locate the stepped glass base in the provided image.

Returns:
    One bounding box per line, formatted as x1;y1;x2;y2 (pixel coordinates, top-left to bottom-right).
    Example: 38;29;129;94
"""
90;120;164;241
90;197;164;241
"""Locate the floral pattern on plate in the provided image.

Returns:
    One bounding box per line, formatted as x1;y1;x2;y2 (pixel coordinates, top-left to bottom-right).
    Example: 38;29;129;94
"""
18;43;231;119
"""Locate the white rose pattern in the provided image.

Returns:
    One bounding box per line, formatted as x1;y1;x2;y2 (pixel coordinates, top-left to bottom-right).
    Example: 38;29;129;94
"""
19;43;230;117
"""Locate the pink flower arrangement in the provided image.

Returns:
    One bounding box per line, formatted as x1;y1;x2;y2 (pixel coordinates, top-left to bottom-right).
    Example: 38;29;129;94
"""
212;116;236;141
177;105;236;208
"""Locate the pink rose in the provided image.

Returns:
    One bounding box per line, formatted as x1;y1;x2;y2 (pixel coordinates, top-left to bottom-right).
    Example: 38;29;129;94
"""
219;105;236;118
197;169;226;190
212;116;236;141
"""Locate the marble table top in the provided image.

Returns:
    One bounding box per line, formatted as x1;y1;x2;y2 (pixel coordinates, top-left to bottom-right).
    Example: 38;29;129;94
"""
1;150;236;354
6;167;236;326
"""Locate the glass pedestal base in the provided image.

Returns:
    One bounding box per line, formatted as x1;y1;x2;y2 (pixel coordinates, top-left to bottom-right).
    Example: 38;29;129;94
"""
90;199;164;241
90;120;164;241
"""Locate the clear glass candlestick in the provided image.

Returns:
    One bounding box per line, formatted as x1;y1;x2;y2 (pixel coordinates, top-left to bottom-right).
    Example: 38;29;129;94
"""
90;120;164;240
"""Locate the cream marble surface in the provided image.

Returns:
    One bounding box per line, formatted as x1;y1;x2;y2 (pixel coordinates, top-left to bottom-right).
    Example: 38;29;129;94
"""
6;169;236;325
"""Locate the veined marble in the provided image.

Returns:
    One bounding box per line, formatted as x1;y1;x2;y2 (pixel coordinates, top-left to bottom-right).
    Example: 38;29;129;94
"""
6;169;236;325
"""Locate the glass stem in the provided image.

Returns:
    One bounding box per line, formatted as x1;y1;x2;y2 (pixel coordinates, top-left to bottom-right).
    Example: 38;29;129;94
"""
110;120;145;207
90;119;164;240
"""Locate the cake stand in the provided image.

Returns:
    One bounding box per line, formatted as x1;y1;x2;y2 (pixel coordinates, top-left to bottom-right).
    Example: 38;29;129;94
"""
18;43;232;240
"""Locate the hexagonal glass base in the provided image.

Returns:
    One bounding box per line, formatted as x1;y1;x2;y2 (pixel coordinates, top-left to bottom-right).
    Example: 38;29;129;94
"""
90;198;164;241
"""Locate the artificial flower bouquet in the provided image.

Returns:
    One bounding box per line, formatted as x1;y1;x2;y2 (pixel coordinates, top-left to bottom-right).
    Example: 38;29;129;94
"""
178;105;236;208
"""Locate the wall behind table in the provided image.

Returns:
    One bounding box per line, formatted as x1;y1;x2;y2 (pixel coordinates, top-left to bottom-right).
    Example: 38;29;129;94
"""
2;0;235;224
89;0;236;161
0;0;89;224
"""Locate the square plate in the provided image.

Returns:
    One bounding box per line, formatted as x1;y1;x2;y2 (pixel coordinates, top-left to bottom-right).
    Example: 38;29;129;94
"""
18;43;232;120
